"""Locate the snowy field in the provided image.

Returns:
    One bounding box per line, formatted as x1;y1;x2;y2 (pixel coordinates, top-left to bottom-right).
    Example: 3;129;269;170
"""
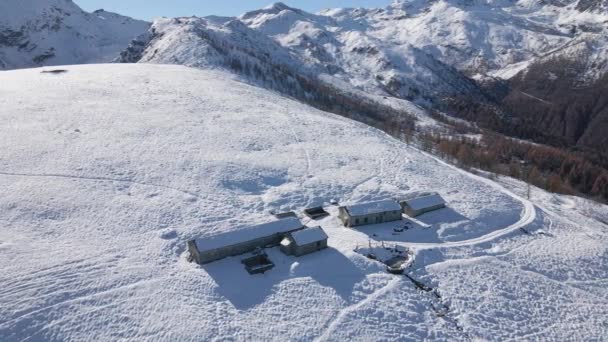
0;64;606;341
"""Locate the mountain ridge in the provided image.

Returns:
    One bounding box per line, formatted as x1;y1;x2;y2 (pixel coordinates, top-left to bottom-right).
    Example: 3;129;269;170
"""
0;0;149;70
111;0;608;160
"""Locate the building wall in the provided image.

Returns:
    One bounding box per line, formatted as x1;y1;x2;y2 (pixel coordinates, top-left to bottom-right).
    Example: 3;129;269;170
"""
338;207;349;226
280;242;294;256
341;210;402;227
293;239;328;257
187;240;202;264
196;227;304;264
404;203;446;217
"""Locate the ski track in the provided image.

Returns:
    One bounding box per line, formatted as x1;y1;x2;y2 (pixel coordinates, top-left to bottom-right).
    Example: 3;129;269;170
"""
284;107;314;208
0;145;537;253
0;136;532;254
313;277;402;342
536;202;601;239
0;277;161;331
0;171;201;199
0;144;536;254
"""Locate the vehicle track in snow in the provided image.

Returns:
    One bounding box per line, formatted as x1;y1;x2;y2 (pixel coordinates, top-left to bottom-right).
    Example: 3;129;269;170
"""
284;107;313;178
0;276;161;332
283;105;316;209
313;277;401;342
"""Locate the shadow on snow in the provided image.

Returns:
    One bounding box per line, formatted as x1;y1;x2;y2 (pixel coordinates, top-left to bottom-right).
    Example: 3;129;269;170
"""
353;208;471;244
202;247;364;310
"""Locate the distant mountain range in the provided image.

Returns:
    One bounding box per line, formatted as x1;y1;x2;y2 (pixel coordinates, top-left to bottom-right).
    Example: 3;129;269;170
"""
2;0;607;159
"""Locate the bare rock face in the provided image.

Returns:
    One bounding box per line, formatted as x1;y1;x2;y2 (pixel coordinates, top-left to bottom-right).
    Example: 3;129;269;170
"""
577;0;608;12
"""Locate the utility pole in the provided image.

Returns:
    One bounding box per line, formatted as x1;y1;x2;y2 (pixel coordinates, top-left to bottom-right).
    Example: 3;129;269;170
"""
524;162;531;200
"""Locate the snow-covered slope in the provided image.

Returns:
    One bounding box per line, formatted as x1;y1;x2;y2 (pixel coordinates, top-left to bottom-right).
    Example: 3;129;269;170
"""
0;0;149;70
0;64;606;340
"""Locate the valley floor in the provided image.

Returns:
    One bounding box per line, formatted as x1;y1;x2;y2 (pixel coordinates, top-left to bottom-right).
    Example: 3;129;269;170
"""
0;64;606;341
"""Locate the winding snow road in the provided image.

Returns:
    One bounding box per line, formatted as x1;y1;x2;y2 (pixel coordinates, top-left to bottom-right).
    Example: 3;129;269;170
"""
395;148;538;250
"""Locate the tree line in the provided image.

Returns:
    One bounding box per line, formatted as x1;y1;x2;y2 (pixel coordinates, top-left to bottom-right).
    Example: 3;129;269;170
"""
417;118;608;203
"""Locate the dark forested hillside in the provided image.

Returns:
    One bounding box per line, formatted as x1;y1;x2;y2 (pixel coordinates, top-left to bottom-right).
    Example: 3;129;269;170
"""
435;57;608;203
504;57;608;156
576;0;608;12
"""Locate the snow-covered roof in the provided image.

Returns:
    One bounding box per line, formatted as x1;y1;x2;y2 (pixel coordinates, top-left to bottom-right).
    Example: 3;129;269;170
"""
402;194;446;211
195;217;304;253
401;191;438;200
290;226;328;246
344;200;402;216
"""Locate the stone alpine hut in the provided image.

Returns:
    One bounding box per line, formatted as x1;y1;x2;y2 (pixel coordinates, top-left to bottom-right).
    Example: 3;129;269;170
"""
338;200;403;227
280;226;328;257
187;217;306;265
400;192;446;217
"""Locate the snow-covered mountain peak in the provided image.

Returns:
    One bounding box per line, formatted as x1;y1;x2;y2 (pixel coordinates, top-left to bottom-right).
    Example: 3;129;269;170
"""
113;0;608;158
389;0;607;14
241;2;304;21
0;0;148;70
389;0;514;10
112;0;608;116
121;14;305;78
263;2;296;12
0;0;78;27
240;1;335;35
122;3;485;106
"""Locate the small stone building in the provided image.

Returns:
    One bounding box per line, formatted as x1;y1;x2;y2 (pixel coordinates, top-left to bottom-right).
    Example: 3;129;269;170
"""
338;200;403;227
303;206;330;219
400;193;446;217
273;211;297;219
188;217;306;265
241;254;275;274
280;226;328;257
